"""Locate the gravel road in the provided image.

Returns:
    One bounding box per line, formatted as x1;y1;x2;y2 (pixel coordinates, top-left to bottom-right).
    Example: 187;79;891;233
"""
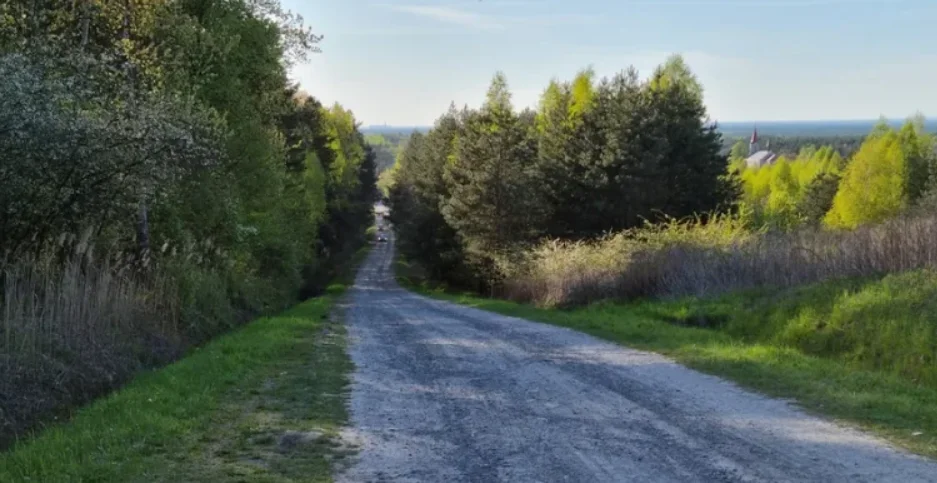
338;234;937;482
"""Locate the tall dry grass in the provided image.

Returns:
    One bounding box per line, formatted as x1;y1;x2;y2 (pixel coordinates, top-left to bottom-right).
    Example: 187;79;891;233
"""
504;212;937;307
0;243;182;446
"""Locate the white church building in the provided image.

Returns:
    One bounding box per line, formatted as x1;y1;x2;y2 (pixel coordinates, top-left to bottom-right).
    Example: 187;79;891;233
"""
745;128;779;168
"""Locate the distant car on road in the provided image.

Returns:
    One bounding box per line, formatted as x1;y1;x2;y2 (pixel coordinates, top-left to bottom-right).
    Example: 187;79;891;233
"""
377;234;387;243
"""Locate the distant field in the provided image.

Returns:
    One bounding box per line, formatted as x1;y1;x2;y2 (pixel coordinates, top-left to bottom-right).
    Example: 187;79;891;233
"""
364;119;937;139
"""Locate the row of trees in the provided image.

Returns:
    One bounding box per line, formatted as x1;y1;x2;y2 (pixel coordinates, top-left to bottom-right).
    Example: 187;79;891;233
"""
1;1;375;331
726;135;864;160
735;145;846;228
365;132;410;173
390;56;736;290
365;132;410;197
735;118;937;230
2;0;377;442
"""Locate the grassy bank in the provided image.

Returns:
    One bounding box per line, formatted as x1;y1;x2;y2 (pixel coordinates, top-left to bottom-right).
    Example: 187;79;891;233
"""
0;253;366;482
404;263;937;459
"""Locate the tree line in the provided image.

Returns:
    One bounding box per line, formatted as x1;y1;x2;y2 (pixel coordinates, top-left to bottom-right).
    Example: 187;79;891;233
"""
390;55;937;294
1;0;376;307
725;135;865;160
365;132;410;198
389;56;736;291
735;117;937;230
1;0;376;440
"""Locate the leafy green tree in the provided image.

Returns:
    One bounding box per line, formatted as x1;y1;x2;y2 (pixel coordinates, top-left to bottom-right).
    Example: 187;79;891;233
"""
649;54;703;103
389;57;750;288
826;131;906;229
739;140;844;229
0;0;385;444
729;140;749;161
765;158;802;228
0;52;225;255
0;0;374;316
534;72;592;238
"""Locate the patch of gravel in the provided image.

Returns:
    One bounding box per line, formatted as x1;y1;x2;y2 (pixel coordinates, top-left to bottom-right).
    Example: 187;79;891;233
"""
337;234;937;482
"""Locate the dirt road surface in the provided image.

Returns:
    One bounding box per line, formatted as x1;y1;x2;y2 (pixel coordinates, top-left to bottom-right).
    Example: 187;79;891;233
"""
337;234;937;482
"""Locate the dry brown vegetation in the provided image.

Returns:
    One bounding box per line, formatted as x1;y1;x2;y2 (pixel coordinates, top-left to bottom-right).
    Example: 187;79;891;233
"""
503;211;937;307
0;244;184;446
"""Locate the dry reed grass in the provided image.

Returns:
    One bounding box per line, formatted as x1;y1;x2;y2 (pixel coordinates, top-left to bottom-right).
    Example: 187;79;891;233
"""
504;212;937;307
0;240;181;447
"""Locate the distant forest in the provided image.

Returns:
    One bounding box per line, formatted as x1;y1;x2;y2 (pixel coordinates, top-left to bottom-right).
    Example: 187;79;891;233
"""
364;133;408;172
717;119;937;138
721;135;866;159
367;119;936;173
720;118;937;159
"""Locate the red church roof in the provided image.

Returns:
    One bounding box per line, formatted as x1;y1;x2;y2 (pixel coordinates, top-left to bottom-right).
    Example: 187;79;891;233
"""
750;128;759;144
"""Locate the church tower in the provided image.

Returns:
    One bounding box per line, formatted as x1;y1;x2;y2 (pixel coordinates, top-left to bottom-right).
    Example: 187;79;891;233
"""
749;127;760;155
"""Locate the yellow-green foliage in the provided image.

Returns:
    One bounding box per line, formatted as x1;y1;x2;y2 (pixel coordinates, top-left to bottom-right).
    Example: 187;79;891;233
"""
825;130;906;229
324;103;366;187
739;146;842;229
523;212;753;274
629;212;755;249
377;160;399;197
738;119;935;231
568;68;596;120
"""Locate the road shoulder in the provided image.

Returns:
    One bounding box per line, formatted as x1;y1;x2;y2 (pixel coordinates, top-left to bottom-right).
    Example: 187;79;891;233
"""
0;286;358;482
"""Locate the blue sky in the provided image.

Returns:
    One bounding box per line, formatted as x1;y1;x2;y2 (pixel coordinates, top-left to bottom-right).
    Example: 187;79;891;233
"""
284;0;937;127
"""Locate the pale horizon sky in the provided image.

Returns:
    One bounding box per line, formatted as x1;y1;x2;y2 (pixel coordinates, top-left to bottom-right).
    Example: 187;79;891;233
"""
285;0;937;127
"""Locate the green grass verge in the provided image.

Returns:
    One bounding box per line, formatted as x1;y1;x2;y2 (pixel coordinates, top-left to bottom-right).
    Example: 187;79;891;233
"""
400;261;937;459
0;249;370;482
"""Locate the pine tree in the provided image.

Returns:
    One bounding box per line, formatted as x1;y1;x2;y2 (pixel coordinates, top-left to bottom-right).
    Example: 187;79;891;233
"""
534;60;732;238
643;70;733;221
442;73;541;287
798;172;841;225
534;70;595;238
898;115;937;204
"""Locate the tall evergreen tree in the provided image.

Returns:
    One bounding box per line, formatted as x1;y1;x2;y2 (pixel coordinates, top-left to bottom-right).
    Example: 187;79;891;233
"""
442;73;542;287
798;172;841;224
536;61;733;238
390;108;473;286
899;114;937;204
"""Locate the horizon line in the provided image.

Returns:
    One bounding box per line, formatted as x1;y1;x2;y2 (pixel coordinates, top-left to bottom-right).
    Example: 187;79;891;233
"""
362;117;934;129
